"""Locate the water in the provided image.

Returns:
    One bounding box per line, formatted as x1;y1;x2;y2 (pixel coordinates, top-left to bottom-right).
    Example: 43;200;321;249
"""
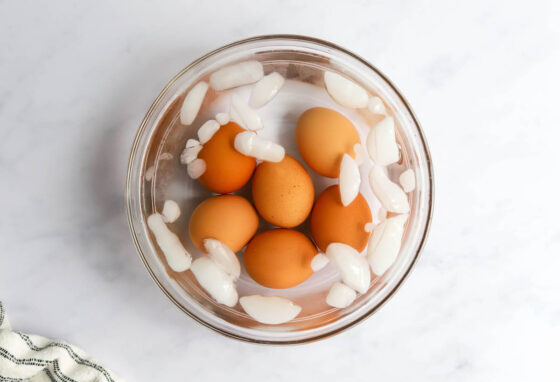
145;61;407;321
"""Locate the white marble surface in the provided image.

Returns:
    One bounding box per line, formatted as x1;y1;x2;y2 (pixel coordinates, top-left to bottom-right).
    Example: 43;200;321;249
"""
1;0;559;380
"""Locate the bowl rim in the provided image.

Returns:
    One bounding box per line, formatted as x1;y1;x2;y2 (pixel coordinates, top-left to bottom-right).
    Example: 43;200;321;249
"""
126;34;434;345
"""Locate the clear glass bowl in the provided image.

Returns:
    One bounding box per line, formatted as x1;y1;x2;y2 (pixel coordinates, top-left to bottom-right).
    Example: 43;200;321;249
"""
126;35;434;344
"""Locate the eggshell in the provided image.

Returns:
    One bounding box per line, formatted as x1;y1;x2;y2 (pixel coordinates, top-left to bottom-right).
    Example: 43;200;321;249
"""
197;122;257;193
243;229;316;289
251;155;314;228
296;107;361;178
310;185;372;252
189;195;259;252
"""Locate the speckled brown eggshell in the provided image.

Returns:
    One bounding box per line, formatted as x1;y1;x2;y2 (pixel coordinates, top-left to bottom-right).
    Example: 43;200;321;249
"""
251;155;314;228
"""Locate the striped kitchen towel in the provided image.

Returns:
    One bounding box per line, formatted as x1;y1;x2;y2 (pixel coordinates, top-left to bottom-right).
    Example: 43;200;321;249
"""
0;301;123;381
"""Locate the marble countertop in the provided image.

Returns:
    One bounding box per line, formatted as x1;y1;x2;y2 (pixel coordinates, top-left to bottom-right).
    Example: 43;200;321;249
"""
1;0;559;380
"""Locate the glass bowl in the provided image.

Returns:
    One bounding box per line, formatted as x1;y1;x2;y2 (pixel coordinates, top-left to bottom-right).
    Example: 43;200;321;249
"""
126;35;434;344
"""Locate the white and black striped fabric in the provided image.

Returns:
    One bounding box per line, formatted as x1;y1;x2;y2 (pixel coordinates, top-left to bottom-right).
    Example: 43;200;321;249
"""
0;302;123;382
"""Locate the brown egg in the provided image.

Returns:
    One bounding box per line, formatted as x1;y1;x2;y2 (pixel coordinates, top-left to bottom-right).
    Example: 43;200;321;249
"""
251;155;314;228
189;194;259;252
296;107;361;178
198;122;256;193
244;229;316;289
311;185;372;252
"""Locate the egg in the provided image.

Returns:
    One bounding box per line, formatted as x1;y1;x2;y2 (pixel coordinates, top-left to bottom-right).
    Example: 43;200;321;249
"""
197;122;256;193
251;155;314;228
296;107;361;178
189;194;259;252
310;185;372;252
244;229;316;289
